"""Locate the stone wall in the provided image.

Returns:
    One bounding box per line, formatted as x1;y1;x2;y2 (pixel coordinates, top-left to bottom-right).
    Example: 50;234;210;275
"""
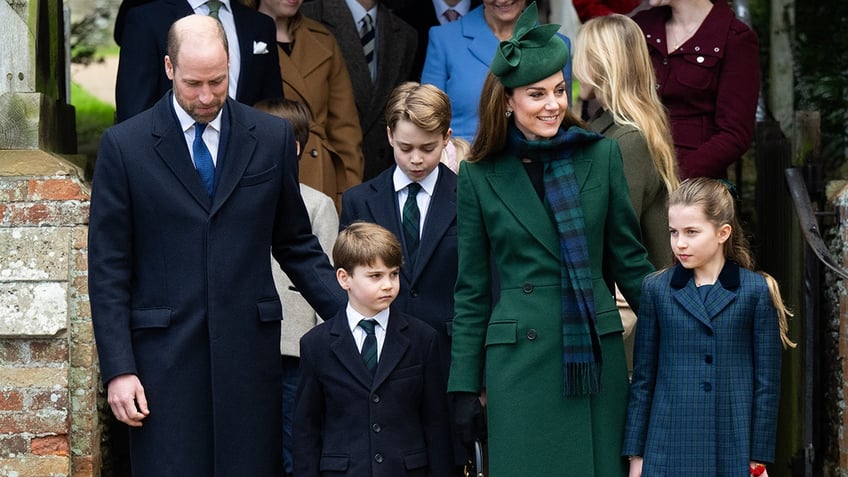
0;152;97;477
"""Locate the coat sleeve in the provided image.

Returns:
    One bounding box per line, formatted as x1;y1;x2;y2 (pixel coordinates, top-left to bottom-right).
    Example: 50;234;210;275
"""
272;125;346;319
88;128;137;383
621;275;661;456
683;25;760;178
447;161;491;393
325;36;365;195
421;26;448;90
750;276;783;463
292;332;324;477
115;8;163;122
603;140;654;311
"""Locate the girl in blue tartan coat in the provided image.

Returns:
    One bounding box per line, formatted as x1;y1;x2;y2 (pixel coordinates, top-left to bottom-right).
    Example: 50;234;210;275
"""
623;178;795;477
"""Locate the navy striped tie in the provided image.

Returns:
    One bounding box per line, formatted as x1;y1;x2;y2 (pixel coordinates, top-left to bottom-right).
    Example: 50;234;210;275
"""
359;14;375;80
358;319;378;377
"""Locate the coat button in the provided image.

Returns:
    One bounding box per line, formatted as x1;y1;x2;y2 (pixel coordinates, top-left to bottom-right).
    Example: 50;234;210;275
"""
410;289;418;298
703;382;712;392
704;355;713;364
374;453;384;463
309;149;318;158
527;329;537;340
372;423;381;433
696;56;705;63
522;283;534;294
371;394;380;403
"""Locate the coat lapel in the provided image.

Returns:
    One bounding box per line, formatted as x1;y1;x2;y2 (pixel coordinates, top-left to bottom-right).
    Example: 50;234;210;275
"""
414;165;457;282
151;95;212;211
328;310;374;389
286;23;333;104
464;7;497;67
210;101;257;216
365;168;413;281
372;310;411;390
670;263;741;328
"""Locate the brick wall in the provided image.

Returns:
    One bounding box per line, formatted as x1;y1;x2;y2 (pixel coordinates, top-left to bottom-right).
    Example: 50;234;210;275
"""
0;152;99;477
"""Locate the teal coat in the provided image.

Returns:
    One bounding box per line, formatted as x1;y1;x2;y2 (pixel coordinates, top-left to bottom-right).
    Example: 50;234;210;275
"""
448;137;654;476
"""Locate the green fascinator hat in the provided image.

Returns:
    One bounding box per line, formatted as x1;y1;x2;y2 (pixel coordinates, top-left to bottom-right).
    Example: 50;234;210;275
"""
490;2;569;88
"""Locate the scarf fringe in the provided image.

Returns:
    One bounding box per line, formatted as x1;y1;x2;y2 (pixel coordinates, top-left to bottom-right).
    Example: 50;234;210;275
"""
562;362;603;396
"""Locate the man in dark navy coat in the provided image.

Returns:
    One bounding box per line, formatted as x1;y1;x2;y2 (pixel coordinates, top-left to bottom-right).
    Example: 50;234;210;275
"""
114;0;282;122
89;15;344;476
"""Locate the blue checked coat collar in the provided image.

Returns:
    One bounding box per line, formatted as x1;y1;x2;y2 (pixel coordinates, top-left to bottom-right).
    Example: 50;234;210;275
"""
670;261;741;329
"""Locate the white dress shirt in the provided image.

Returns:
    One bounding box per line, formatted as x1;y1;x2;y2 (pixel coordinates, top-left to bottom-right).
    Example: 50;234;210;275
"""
347;304;389;360
189;0;241;99
433;0;471;24
393;166;440;237
173;95;223;168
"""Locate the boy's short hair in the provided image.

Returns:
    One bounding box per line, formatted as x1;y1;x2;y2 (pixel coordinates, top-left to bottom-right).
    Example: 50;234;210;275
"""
253;97;312;158
385;82;452;137
334;222;403;272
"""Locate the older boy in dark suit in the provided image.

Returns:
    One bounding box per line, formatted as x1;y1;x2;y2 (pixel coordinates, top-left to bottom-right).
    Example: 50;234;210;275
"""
293;222;452;477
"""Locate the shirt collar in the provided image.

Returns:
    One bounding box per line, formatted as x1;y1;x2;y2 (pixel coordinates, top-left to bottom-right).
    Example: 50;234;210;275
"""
433;0;471;18
188;0;231;12
172;94;223;134
393;165;440;197
345;0;377;25
346;303;390;332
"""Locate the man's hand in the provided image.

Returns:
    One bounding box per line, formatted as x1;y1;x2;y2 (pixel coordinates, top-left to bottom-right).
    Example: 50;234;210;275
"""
107;374;150;427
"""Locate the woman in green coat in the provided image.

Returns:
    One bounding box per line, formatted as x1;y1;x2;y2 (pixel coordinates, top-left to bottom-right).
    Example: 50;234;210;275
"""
448;4;655;476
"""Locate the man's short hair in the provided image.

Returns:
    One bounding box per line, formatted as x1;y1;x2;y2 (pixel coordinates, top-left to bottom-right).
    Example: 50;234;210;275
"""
333;222;403;272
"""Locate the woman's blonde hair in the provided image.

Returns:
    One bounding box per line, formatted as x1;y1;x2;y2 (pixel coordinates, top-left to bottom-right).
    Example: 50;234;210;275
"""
573;14;679;194
669;178;796;349
469;71;581;162
385;82;452;137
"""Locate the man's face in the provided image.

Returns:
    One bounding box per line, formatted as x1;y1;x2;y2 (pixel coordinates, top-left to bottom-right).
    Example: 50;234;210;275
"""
165;38;229;124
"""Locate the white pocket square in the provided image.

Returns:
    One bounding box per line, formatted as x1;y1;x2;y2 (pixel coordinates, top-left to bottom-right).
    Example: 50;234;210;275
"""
253;41;269;54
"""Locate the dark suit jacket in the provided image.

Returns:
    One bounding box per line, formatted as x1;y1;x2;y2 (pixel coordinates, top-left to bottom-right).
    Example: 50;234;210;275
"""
301;0;417;180
114;0;283;122
89;95;345;476
381;0;481;80
623;263;783;473
294;307;453;477
339;163;457;377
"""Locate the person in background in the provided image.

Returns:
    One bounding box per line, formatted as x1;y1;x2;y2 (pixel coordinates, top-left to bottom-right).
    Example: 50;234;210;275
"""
114;0;282;122
573;13;679;370
572;0;639;22
623;178;795;476
632;0;760;179
249;0;364;210
382;0;482;80
294;222;453;477
448;5;654;475
301;0;418;181
253;98;338;477
89;16;345;476
422;0;574;143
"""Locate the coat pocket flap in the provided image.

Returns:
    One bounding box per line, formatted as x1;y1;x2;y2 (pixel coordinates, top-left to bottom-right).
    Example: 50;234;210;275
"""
130;308;172;330
256;298;283;322
403;449;428;470
485;321;517;346
238;164;277;187
595;309;624;336
319;454;349;471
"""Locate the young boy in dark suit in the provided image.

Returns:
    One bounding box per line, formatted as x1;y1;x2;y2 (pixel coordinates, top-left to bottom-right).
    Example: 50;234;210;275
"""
293;222;453;477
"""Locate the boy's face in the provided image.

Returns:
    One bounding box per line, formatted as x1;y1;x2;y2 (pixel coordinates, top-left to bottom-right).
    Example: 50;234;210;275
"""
337;258;400;317
387;119;450;182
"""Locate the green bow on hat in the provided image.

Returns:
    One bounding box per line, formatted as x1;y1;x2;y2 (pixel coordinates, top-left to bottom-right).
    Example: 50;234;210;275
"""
490;2;570;88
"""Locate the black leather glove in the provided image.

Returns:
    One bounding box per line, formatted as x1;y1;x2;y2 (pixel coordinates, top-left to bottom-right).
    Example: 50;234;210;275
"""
452;392;486;447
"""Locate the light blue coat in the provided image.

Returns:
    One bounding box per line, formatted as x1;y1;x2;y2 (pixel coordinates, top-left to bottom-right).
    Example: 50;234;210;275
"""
421;5;572;142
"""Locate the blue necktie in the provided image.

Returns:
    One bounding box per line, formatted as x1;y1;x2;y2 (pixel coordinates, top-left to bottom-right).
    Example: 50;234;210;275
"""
193;123;215;199
358;319;378;378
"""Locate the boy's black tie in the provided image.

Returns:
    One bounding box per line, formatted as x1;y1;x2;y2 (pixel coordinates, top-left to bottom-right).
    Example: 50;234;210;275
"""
403;182;421;267
358;319;378;377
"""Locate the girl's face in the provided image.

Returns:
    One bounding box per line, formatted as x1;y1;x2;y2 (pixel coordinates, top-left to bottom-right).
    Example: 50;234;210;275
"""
258;0;302;20
387;119;450;182
668;204;731;272
507;72;569;141
483;0;526;25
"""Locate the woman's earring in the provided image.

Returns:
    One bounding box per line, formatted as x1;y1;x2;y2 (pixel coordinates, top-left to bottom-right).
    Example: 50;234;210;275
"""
505;110;513;117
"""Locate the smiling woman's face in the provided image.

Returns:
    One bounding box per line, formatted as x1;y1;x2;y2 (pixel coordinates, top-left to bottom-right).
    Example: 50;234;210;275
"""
507;71;568;140
482;0;527;26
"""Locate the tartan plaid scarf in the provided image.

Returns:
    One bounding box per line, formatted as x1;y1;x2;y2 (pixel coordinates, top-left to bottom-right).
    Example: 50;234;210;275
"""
506;123;605;396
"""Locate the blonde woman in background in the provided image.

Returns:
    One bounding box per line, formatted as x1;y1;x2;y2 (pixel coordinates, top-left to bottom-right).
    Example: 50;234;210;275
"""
573;14;679;370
